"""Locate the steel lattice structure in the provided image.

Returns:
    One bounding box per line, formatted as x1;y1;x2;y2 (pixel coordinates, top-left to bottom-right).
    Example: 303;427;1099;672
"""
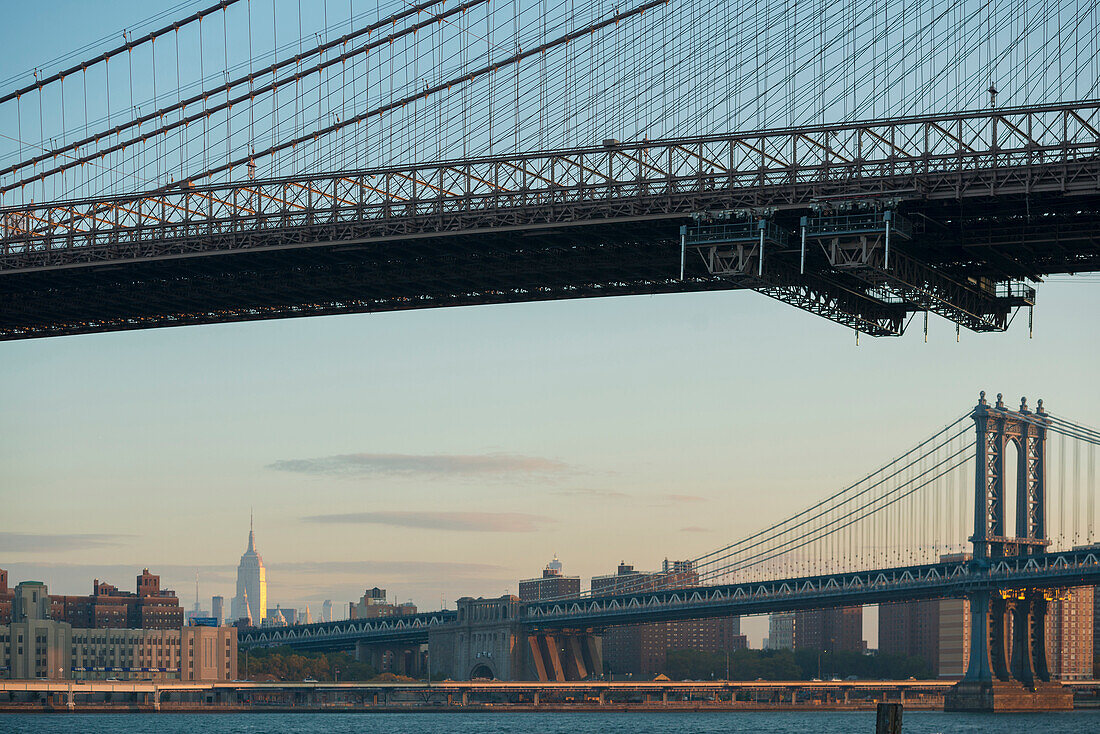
2;101;1099;339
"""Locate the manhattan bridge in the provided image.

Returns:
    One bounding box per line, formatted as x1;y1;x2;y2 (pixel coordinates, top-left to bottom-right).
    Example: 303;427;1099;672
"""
1;0;1099;710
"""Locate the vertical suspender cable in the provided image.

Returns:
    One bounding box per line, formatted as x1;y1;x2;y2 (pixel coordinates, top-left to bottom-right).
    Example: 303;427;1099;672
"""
1074;440;1081;544
223;6;231;177
1089;444;1096;543
200;17;208;177
1059;432;1066;548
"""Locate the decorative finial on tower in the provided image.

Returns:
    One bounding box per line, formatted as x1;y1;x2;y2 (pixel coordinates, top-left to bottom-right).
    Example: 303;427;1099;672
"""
1020;396;1028;412
996;393;1004;409
1037;399;1044;413
246;510;257;553
979;390;987;405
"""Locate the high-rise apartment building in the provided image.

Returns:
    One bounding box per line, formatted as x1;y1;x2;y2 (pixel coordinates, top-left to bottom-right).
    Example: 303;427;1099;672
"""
879;599;941;671
768;613;795;650
1046;586;1094;680
591;560;743;677
792;607;864;652
519;556;581;601
211;595;225;626
322;599;333;623
877;554;973;678
231;517;267;625
937;598;970;678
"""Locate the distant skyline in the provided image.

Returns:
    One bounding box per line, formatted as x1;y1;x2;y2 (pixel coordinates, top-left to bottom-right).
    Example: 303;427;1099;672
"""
1;1;1099;650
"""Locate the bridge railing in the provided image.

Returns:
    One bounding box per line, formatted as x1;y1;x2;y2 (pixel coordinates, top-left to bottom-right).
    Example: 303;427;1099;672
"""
523;549;1100;624
2;101;1098;268
237;609;456;648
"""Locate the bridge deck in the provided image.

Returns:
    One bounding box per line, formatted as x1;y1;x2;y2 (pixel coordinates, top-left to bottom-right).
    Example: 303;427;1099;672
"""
2;101;1098;339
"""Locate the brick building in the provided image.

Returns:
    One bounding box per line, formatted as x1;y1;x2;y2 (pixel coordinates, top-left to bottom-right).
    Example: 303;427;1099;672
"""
793;606;864;653
879;599;941;672
0;580;236;681
49;569;183;630
349;587;417;620
1046;586;1094;680
519;556;580;601
591;560;744;677
0;569;12;625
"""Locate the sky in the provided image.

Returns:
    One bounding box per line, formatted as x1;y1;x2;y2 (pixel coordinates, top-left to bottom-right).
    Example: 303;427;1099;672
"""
1;1;1099;648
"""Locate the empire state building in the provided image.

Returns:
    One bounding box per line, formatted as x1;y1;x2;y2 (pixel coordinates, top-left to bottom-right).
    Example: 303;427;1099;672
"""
231;516;267;624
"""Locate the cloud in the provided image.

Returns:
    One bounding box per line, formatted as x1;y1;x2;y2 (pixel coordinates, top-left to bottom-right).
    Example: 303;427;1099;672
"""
0;533;135;553
271;560;505;576
661;494;706;503
550;488;630;500
268;452;568;480
303;511;555;532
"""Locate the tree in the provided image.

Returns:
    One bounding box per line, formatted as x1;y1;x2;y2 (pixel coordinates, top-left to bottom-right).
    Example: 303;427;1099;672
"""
244;647;378;681
660;648;928;681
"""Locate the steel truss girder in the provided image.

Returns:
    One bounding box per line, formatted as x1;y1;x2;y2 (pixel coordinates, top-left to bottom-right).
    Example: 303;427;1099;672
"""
805;211;1034;332
843;248;1032;332
3;100;1100;271
700;258;906;336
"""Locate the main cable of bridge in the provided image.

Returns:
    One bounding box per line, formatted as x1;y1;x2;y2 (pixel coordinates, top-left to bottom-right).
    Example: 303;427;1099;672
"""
3;0;1098;206
540;407;1099;604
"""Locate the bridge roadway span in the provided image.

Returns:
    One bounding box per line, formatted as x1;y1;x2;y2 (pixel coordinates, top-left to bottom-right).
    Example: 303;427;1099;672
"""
239;547;1100;652
2;101;1099;339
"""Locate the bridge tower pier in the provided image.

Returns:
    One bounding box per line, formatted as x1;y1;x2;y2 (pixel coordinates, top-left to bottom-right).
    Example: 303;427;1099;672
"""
945;393;1072;712
427;595;601;681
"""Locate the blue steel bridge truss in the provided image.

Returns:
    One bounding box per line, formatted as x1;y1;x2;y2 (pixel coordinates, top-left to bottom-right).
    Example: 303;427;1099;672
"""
239;547;1100;651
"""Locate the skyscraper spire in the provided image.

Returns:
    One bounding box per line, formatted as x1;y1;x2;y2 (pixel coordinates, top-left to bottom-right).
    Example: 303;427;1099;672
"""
233;513;267;625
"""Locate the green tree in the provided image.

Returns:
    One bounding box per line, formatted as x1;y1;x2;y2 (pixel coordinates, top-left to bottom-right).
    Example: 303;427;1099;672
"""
243;646;378;681
659;648;928;681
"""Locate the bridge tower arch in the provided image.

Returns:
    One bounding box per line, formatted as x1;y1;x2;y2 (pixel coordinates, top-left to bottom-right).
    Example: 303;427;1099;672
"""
964;391;1051;688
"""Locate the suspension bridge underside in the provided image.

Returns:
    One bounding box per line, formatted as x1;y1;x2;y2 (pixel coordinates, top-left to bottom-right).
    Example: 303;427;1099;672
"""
2;103;1099;340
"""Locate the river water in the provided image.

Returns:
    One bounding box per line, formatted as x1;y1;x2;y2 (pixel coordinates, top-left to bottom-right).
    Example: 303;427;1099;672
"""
2;711;1098;733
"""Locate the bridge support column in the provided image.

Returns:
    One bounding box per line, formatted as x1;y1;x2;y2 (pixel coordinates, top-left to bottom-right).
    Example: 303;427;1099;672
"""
542;635;566;682
564;636;587;680
533;691;539;707
1030;595;1051;682
990;596;1011;681
528;637;550;682
1009;599;1035;685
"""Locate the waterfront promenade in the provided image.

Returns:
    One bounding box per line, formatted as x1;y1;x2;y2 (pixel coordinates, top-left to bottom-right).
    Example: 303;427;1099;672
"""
0;679;978;713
